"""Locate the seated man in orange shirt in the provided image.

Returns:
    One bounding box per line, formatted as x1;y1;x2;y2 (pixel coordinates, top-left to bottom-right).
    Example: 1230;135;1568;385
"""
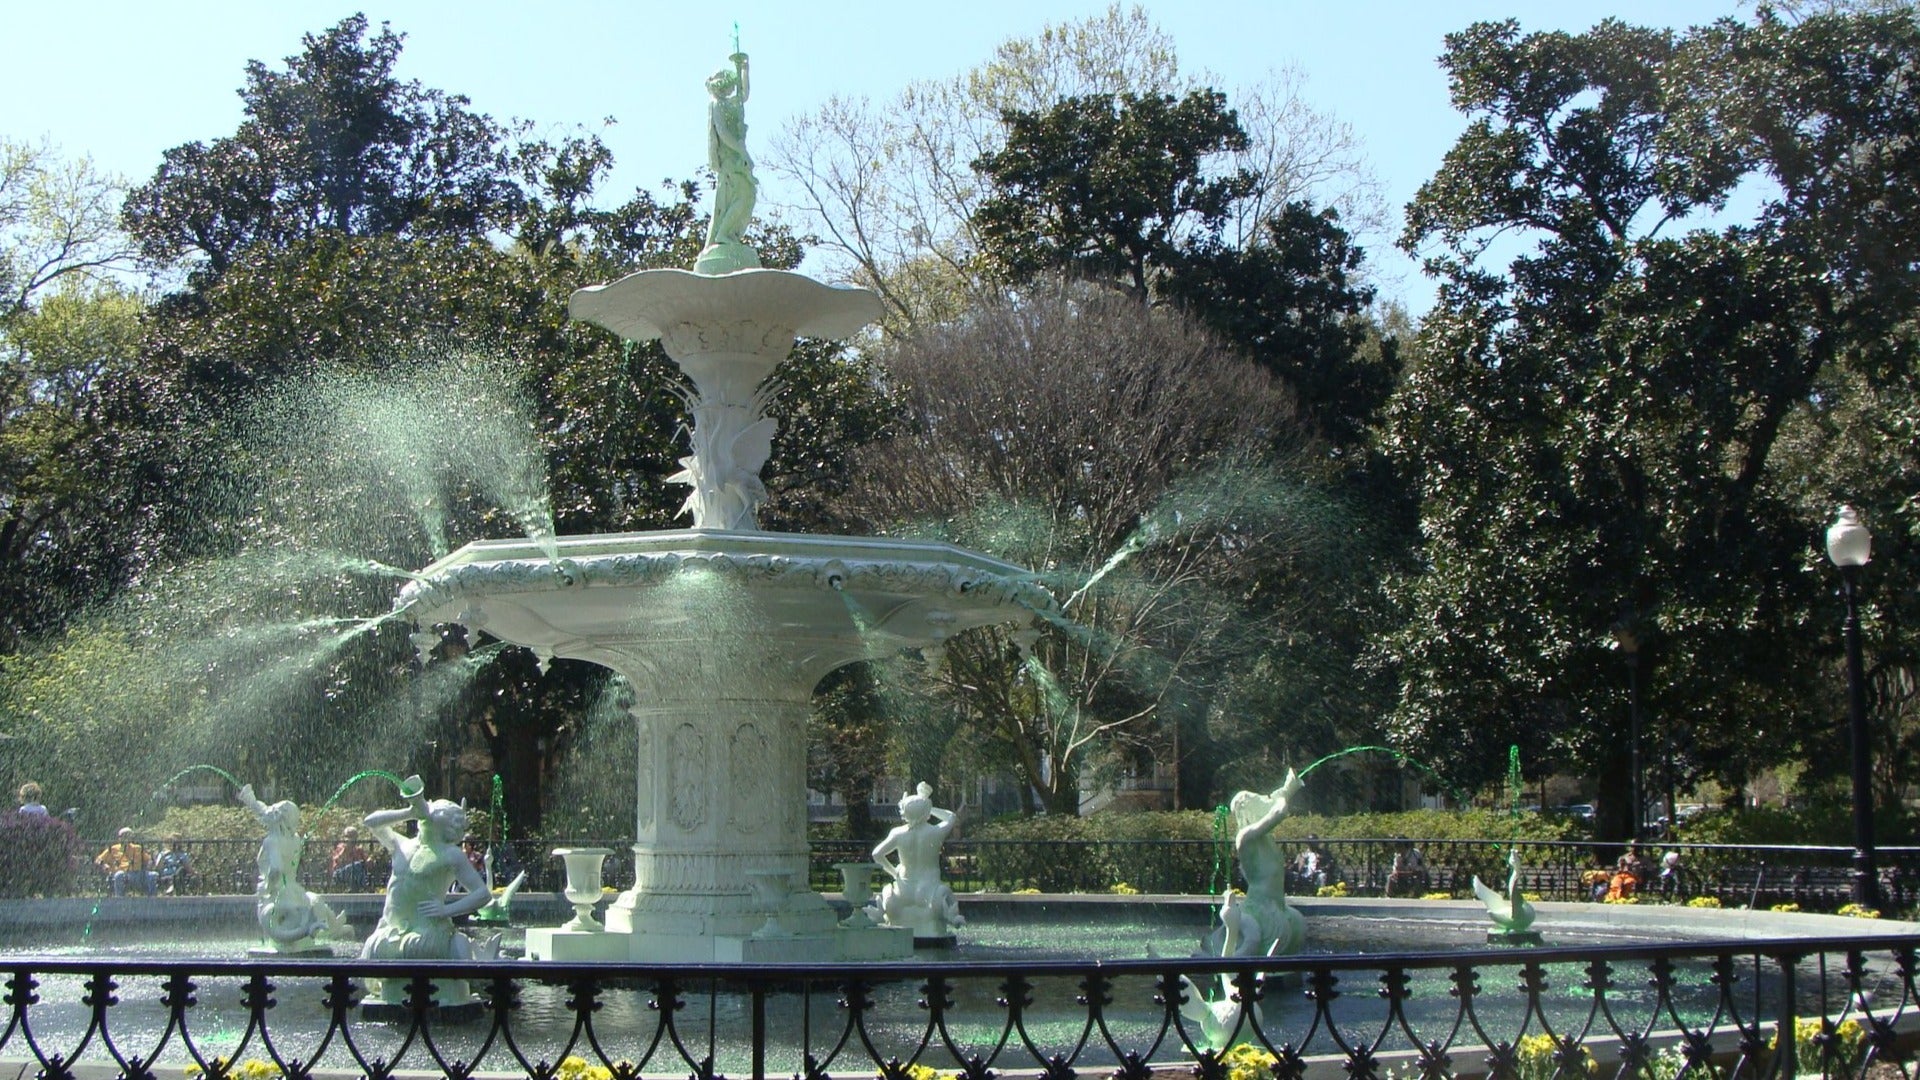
96;827;156;896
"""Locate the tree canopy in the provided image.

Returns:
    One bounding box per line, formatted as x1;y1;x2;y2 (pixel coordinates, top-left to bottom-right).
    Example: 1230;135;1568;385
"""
1377;7;1920;838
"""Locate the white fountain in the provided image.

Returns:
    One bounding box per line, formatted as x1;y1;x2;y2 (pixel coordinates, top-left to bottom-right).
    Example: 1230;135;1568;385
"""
395;48;1049;963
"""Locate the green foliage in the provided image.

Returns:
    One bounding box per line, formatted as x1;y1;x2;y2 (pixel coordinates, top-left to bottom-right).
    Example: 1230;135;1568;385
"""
965;807;1579;892
1377;7;1920;839
0;141;140;656
1673;804;1913;847
1163;202;1392;447
122;16;519;279
974;89;1255;296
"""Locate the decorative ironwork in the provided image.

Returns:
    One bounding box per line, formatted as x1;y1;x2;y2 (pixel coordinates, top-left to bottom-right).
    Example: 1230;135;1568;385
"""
0;935;1914;1079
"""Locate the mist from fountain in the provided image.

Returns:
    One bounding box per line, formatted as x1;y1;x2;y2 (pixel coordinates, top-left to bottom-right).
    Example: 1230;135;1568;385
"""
2;350;558;820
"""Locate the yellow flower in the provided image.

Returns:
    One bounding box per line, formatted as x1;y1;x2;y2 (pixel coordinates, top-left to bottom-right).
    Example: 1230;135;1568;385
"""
1836;903;1881;919
1769;1018;1864;1069
1013;887;1041;895
1769;902;1801;913
1315;881;1350;898
556;1056;615;1080
1110;882;1140;895
186;1057;280;1080
1420;891;1454;901
1515;1033;1595;1080
1686;896;1722;909
884;1064;960;1080
1218;1042;1278;1080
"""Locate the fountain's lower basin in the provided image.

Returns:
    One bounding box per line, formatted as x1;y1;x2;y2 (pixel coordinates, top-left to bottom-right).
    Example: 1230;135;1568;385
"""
399;529;1054;963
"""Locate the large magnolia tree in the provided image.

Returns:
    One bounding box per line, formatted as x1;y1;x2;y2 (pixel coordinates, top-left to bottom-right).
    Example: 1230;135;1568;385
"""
1377;8;1920;838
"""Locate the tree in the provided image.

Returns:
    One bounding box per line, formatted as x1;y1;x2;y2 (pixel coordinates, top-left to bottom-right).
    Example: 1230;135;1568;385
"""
973;90;1255;298
122;15;518;281
1377;10;1920;838
836;288;1338;813
767;4;1380;334
973;89;1396;450
0;140;139;656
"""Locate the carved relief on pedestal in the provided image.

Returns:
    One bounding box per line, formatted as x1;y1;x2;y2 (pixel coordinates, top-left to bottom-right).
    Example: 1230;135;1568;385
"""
632;709;655;833
631;850;807;897
779;722;802;836
728;721;772;834
660;317;794;360
669;723;707;831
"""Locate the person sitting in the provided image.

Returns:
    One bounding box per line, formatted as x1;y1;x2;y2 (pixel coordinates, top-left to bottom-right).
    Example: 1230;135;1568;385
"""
330;825;369;890
96;827;157;896
1618;843;1650;884
1582;856;1615;901
1658;849;1685;901
151;834;189;891
461;835;487;876
1605;844;1649;901
154;836;192;895
1308;840;1338;890
1290;846;1321;892
1388;838;1430;897
16;781;49;816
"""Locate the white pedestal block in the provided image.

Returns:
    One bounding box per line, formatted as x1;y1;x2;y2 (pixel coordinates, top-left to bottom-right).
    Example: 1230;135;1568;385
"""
836;924;915;960
524;926;630;963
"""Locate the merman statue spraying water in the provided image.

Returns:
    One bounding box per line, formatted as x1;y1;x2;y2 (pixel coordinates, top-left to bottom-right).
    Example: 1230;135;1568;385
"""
236;784;356;953
358;775;500;1009
1216;769;1307;957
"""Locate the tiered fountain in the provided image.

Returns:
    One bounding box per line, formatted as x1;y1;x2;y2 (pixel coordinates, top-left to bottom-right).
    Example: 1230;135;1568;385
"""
394;49;1051;963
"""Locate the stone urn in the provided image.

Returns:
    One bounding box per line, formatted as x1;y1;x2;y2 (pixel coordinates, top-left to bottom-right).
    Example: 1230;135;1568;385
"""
746;868;793;938
835;861;880;928
554;847;612;932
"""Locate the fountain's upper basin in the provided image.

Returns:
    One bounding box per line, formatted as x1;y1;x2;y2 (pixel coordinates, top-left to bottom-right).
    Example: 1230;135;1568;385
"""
397;528;1053;683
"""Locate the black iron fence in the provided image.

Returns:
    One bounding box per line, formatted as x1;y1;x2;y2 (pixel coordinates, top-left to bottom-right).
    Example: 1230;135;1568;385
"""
1;935;1914;1079
60;836;1920;913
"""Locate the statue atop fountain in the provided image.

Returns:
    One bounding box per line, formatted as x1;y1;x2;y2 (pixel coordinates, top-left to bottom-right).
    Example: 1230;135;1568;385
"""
358;775;500;1013
236;784;355;954
870;782;966;944
1213;771;1307;957
696;49;759;276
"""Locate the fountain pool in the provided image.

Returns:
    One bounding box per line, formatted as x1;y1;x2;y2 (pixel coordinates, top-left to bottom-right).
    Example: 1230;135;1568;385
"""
1;899;1912;1079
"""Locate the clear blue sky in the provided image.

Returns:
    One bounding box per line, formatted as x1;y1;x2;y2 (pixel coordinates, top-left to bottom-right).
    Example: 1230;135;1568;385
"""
2;1;1742;311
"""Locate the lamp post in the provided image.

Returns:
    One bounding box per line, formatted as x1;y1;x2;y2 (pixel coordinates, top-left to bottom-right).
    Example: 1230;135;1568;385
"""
1613;625;1644;842
1825;505;1877;910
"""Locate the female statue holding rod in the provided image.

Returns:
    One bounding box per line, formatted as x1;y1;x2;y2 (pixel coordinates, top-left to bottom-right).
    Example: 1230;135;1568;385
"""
697;49;761;273
706;53;754;246
236;783;354;948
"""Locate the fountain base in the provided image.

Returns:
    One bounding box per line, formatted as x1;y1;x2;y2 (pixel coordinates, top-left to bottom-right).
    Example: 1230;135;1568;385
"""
524;922;913;963
361;995;486;1025
247;943;332;958
1485;929;1543;946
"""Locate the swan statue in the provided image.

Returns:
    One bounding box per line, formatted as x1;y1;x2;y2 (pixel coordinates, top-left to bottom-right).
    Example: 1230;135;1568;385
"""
1471;846;1540;942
